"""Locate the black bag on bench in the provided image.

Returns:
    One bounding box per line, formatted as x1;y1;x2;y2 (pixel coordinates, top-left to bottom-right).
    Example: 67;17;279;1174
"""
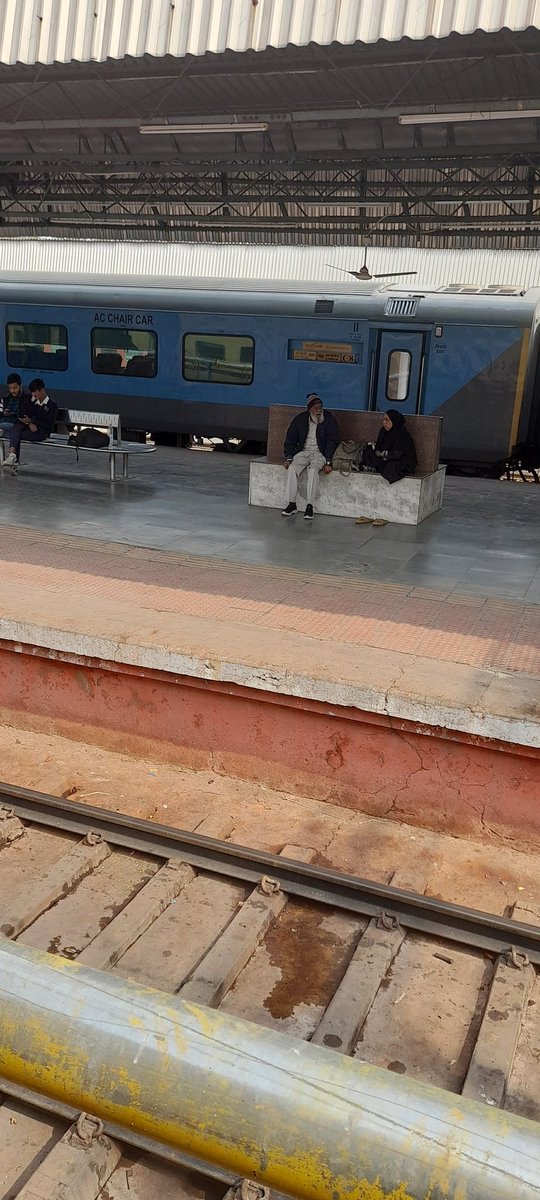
68;428;110;460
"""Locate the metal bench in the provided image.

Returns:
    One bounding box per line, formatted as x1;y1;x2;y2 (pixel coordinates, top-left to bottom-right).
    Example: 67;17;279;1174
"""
249;406;446;525
0;409;156;481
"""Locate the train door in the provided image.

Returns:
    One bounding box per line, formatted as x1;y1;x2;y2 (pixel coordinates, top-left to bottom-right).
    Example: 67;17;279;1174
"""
373;330;425;415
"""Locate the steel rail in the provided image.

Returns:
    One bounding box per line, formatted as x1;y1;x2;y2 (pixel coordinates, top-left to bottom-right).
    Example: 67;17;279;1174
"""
0;1078;236;1188
2;781;540;964
6;1087;286;1200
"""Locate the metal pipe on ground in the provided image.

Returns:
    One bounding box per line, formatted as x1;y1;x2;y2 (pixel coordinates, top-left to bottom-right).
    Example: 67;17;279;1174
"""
0;940;538;1200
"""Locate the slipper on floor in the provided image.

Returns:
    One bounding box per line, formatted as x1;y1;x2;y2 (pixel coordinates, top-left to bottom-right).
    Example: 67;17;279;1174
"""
355;516;371;524
371;518;388;527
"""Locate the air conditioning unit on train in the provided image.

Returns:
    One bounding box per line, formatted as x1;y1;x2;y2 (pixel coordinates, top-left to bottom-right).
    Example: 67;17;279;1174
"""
384;297;419;317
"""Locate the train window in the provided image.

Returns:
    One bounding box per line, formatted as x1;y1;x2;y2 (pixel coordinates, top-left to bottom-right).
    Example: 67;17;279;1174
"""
6;322;68;372
385;349;412;402
183;333;254;386
91;328;157;377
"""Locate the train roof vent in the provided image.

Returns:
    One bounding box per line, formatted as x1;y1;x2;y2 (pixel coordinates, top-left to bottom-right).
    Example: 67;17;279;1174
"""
384;297;419;317
314;299;334;314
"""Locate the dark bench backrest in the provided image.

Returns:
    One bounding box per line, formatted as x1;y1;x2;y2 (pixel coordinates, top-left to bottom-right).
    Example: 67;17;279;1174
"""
266;407;442;476
94;352;122;375
124;356;156;377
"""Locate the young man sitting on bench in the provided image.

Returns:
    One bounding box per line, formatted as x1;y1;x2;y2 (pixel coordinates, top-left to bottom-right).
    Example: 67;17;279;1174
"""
2;378;58;475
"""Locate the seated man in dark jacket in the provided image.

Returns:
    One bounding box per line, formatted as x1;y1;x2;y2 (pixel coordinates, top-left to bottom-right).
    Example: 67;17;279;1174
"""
0;373;28;437
2;378;58;474
282;394;339;520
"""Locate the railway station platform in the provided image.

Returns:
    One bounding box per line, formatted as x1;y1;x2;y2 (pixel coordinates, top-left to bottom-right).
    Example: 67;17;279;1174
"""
0;445;538;852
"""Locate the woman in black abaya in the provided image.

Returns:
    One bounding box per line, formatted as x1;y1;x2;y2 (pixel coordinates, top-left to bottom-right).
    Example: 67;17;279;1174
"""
362;409;417;484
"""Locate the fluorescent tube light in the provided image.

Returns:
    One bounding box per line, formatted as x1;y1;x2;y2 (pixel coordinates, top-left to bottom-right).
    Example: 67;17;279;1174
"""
399;109;540;125
139;122;269;135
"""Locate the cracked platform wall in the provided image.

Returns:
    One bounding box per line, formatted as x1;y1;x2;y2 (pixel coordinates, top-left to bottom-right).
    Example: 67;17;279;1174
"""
0;643;538;851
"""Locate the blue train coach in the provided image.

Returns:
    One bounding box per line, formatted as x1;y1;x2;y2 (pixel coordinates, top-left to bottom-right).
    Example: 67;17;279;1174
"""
0;274;538;469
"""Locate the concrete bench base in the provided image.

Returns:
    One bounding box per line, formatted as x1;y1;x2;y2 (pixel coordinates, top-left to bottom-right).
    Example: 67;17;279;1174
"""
249;461;446;525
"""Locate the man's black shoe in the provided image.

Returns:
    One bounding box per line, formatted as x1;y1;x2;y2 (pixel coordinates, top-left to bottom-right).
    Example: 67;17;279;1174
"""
304;504;314;520
281;502;297;516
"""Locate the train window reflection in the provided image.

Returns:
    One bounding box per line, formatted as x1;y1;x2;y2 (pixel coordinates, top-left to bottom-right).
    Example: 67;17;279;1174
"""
6;322;68;372
183;333;254;385
91;328;157;377
385;349;411;401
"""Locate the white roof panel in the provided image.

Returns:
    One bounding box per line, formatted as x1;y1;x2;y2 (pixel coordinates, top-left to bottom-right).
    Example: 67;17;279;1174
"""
1;0;540;65
1;239;540;291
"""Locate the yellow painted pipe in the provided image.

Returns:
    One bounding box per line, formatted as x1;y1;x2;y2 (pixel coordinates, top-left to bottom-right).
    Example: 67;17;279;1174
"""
0;940;539;1200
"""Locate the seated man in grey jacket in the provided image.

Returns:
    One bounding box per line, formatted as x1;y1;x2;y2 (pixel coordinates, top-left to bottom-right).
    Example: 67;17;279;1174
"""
282;394;339;520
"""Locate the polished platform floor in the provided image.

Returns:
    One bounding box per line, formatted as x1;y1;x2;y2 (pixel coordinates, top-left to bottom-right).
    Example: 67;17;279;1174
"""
0;444;538;602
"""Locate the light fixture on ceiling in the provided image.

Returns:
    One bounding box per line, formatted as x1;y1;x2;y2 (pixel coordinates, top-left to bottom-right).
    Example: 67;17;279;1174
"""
399;109;540;125
139;122;269;135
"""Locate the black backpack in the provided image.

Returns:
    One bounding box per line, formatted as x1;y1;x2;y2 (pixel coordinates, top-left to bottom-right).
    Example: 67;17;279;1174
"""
68;427;110;460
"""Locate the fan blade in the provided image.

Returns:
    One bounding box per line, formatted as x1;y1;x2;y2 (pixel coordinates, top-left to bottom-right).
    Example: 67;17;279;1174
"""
372;271;418;278
325;264;353;274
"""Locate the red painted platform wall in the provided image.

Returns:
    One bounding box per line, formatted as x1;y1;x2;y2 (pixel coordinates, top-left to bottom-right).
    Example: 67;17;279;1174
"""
0;642;538;849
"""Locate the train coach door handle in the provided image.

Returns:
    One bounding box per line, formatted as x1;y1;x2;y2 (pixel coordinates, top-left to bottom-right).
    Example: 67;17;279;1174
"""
367;349;376;409
417;345;426;414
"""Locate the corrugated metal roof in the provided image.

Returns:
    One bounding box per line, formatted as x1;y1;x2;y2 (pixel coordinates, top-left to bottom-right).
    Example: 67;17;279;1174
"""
0;44;535;124
1;239;540;291
1;0;540;65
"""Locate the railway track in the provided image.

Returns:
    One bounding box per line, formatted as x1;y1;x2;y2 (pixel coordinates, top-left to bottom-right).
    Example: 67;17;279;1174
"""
0;783;539;1199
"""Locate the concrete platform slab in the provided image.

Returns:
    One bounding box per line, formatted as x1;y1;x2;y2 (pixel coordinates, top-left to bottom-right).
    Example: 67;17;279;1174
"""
0;537;538;741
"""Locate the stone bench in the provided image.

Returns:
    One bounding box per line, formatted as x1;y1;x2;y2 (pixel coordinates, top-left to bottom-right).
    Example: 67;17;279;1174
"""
249;407;446;525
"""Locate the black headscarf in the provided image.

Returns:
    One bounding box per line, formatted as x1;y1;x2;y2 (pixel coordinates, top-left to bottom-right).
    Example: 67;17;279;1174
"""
375;410;404;451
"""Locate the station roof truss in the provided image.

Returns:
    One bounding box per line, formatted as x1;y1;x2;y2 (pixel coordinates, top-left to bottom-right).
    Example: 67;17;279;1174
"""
3;19;540;245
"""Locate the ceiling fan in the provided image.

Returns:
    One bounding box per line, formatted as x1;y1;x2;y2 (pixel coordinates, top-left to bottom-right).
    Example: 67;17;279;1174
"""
326;248;417;281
